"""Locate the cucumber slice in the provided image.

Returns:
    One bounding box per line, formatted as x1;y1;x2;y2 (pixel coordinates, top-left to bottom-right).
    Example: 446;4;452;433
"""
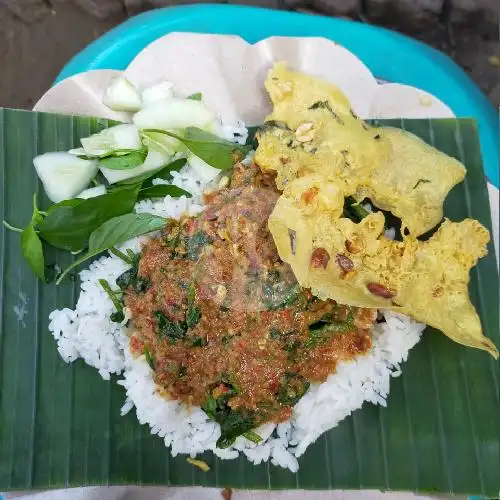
80;124;141;157
141;81;174;107
103;76;142;112
133;98;216;131
33;152;98;203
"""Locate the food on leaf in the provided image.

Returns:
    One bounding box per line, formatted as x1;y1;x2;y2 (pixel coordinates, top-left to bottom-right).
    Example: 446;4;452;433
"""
256;62;465;236
268;174;497;358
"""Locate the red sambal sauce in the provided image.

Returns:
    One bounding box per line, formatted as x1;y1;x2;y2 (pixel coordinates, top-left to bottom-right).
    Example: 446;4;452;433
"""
123;162;375;441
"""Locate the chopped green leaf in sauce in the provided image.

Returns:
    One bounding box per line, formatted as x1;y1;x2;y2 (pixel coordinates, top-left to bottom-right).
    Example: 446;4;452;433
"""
276;373;310;405
305;310;355;348
186;231;212;261
143;346;155;370
153;311;187;343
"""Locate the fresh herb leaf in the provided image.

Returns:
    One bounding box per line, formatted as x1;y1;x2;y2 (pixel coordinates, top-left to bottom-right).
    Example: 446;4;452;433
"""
17;193;46;281
21;224;45;281
276;373;310;405
187;92;202;101
56;213;165;284
46;198;83;213
114;158;187;187
153;310;187;343
39;184;142;251
137;184;192;201
99;149;147;170
143;127;250;170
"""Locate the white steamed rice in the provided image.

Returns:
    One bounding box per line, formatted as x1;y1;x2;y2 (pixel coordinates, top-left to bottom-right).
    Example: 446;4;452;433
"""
48;122;425;472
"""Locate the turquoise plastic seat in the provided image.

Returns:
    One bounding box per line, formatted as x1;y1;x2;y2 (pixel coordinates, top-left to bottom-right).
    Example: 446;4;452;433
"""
56;4;499;188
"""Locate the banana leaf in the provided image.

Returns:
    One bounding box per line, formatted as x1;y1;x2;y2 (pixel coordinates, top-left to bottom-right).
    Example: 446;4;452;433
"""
0;108;497;495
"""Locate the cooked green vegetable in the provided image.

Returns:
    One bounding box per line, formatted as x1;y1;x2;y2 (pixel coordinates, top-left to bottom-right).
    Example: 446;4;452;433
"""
98;278;125;323
242;430;262;444
186;231;213;261
153;311;187;343
186;281;201;329
56;213;165;284
263;282;301;311
277;373;310;405
109;246;134;265
202;381;257;449
305;311;355;348
143;346;155;370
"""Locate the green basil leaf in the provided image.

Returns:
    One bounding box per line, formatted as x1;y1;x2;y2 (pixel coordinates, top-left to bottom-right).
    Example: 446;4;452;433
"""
46;198;83;214
21;224;45;281
38;184;141;251
144;127;250;170
56;213;166;284
137;184;192;201
99;149;147;170
116;158;187;187
187;92;202;101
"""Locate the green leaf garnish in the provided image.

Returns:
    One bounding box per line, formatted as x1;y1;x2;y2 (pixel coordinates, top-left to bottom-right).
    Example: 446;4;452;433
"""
137;184;192;201
99;149;147;170
56;213;165;284
143;127;250;170
39;184;141;252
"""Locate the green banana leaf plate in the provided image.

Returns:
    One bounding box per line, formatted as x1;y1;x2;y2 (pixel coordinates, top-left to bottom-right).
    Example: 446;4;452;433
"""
0;108;498;495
